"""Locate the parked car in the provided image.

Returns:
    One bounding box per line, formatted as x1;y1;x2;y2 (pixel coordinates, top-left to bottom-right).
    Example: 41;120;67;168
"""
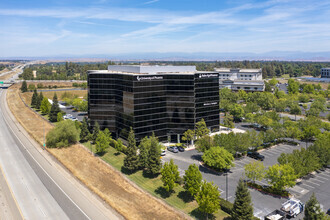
247;151;265;161
326;208;330;215
281;198;304;218
167;146;178;153
264;209;286;220
70;117;78;121
177;146;185;152
160;150;166;156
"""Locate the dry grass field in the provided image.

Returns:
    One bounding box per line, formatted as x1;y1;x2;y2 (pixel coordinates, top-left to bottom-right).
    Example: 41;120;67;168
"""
21;90;87;104
7;83;188;220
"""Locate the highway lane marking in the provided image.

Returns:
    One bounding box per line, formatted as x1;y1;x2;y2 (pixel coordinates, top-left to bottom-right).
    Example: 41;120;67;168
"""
0;91;91;220
0;163;25;220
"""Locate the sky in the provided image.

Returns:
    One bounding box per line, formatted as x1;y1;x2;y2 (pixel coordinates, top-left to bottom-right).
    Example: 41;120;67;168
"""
0;0;330;57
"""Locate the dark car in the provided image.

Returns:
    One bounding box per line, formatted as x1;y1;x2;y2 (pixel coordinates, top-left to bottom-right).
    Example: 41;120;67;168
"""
167;146;178;153
247;151;265;161
177;146;185;152
327;208;330;215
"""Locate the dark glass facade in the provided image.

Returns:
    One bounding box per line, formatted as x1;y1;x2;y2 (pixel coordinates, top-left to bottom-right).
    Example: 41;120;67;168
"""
88;71;219;142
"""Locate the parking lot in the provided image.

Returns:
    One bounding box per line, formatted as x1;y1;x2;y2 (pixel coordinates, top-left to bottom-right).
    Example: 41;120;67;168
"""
162;142;329;218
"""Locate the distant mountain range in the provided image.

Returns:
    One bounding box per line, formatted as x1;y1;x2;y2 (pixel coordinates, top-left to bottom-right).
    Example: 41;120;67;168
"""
3;51;330;62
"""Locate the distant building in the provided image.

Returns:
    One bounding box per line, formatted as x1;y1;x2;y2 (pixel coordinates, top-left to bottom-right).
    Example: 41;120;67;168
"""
321;68;330;78
215;68;265;92
32;70;37;78
88;65;219;142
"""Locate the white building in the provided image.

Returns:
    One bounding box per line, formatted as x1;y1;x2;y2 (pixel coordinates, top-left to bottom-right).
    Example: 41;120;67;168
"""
215;68;265;92
321;68;330;78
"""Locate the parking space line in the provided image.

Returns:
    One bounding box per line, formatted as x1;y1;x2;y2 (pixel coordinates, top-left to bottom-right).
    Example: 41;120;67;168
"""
261;151;277;156
301;183;315;189
276;145;292;150
268;148;285;154
318;172;330;178
316;175;329;181
305;180;320;186
311;178;324;183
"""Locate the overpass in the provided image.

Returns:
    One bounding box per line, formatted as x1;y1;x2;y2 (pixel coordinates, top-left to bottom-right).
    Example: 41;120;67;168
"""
0;80;16;88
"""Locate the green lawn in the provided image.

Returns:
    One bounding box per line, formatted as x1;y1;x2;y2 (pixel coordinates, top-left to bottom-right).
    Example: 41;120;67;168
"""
82;142;229;219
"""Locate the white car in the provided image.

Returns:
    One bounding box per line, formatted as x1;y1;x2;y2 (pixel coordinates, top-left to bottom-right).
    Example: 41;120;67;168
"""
160;150;166;156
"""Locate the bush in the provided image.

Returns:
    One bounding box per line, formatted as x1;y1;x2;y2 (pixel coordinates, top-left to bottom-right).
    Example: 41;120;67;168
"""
219;197;233;214
46;120;80;148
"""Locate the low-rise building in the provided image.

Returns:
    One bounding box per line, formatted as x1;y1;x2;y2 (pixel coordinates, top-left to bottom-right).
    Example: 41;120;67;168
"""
321;68;330;78
215;68;265;91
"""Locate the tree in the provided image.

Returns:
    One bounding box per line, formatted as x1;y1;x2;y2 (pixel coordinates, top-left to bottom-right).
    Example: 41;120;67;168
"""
286;125;302;141
269;77;279;87
304;193;326;220
247;130;263;150
195;181;220;220
138;137;150;169
202;147;234;171
290;104;301;121
40;97;51;115
95;131;110;154
36;92;43;109
231;179;254;220
145;133;162;175
115;139;123;153
230;104;245;122
309;132;330;167
49;93;61;122
265;164;296;192
161;159;180;193
31;89;38;107
123;128;139;173
223;114;234;128
80;117;90;142
195;119;210;138
57;112;63;122
182;129;194;146
195;135;214;152
301;125;321;147
46;120;80;148
244;161;265;183
183;164;203;198
20;81;28;93
288;79;299;94
92;121;100;143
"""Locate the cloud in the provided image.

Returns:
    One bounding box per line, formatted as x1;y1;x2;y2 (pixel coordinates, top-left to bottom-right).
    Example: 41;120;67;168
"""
142;0;159;5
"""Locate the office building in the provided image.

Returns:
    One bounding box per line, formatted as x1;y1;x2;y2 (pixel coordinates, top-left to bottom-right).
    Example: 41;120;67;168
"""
321;68;330;78
88;65;219;142
216;68;265;92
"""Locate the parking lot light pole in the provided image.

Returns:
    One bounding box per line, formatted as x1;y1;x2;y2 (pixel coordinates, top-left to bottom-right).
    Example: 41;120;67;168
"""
226;171;228;201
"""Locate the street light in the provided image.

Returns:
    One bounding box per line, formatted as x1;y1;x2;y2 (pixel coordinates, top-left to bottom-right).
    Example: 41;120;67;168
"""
225;171;228;201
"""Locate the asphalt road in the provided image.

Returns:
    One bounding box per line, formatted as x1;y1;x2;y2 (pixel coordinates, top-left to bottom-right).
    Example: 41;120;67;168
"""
0;88;122;220
162;142;328;219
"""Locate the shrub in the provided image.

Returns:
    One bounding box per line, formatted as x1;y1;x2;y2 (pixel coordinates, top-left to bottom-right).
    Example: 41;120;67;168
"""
219;198;233;214
46;120;80;148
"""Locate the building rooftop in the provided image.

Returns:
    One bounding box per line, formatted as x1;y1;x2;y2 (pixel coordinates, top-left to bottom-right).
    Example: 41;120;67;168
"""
215;68;262;73
107;65;197;74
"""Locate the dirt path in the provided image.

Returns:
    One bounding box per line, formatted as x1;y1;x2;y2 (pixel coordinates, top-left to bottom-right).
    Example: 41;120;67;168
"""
6;84;188;220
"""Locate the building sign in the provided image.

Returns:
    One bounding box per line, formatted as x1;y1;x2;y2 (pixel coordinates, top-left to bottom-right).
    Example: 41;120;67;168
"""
137;76;163;81
199;74;218;78
203;102;217;106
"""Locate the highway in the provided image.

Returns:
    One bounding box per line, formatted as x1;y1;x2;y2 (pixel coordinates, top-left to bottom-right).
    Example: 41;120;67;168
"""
0;88;122;220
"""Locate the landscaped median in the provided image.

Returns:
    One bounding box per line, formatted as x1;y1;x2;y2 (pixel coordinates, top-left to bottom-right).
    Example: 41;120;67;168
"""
6;84;189;220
